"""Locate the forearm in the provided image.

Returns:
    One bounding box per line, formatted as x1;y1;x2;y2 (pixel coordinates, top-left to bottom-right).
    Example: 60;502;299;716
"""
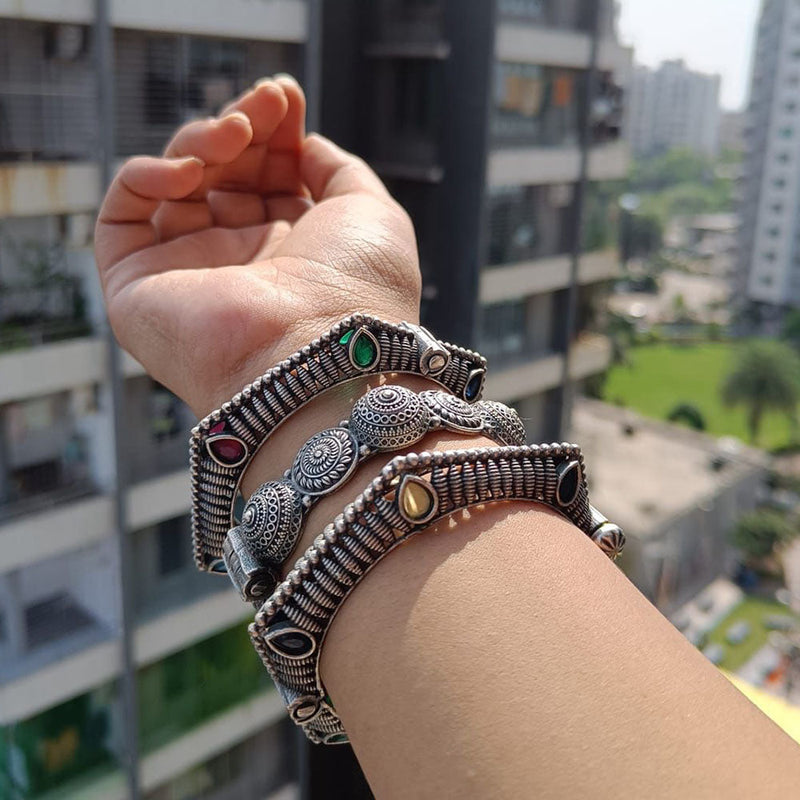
238;370;800;799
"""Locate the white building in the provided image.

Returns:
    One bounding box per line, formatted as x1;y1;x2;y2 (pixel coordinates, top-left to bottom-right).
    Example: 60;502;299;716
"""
628;59;721;158
739;0;800;317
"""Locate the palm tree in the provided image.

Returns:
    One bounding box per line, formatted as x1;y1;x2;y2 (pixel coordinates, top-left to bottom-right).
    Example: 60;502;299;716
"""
721;340;800;444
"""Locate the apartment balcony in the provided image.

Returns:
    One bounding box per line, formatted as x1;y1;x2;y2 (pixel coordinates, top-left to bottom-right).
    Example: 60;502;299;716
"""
488;139;630;186
480;248;619;304
483;333;612;404
0;162;99;218
495;21;631;73
485;350;564;403
569;331;612;379
0;280;91;354
12;689;287;800
0;391;103;525
0;0;308;41
0;681;121;799
0;585;249;725
0;542;120;689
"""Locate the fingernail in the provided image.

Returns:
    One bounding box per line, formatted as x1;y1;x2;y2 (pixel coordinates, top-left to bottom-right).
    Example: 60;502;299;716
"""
274;72;299;85
254;76;276;88
222;110;250;124
174;155;205;167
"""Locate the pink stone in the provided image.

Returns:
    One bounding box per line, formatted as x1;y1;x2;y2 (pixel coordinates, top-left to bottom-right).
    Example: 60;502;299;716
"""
209;421;226;435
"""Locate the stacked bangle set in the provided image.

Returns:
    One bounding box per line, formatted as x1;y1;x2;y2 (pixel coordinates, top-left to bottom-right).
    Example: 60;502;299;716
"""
189;315;624;744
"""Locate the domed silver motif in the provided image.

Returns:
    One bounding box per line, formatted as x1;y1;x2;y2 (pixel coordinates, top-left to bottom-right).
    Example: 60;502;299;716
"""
478;400;527;446
240;480;306;565
419;391;484;432
349;385;430;450
291;428;359;496
591;523;625;560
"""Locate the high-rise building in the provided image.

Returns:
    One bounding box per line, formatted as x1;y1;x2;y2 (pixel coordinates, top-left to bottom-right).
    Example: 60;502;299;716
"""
0;5;310;799
0;1;630;798
738;0;800;323
628;60;720;158
322;0;631;441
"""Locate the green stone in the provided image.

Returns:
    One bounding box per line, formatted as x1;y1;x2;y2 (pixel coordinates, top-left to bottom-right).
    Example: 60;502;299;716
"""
339;329;354;345
351;330;378;368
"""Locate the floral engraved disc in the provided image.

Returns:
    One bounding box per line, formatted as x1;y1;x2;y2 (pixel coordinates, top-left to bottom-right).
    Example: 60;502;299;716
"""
419;390;484;432
240;480;305;564
349;385;430;450
291;428;359;496
478;400;527;446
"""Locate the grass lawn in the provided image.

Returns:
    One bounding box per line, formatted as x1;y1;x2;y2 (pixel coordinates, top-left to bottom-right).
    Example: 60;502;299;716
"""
704;596;796;672
603;342;797;451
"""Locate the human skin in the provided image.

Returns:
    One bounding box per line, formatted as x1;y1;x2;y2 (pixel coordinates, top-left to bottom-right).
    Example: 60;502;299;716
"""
95;78;800;798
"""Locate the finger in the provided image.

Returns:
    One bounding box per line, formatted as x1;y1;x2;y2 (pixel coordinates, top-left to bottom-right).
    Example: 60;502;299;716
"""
220;80;289;145
152;199;214;242
95;156;204;271
263;195;312;223
300;134;389;201
269;74;306;151
163;111;254;163
207;190;268;228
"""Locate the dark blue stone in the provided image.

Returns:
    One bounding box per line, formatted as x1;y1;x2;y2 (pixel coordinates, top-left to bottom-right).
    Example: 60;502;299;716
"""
464;370;484;402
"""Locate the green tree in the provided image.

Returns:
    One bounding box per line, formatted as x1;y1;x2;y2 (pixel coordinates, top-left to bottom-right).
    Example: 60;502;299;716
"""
730;509;795;560
721;340;800;444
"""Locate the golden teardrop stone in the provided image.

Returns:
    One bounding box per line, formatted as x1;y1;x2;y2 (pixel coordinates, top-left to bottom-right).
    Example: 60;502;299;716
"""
399;477;435;521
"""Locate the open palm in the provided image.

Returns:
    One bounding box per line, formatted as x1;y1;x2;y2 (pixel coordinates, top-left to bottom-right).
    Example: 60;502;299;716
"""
95;77;421;415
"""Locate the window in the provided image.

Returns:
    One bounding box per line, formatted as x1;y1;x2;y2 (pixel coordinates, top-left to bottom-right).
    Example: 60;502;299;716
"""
476;300;527;364
392;60;440;137
767;226;781;237
492;62;582;146
780;126;794;138
156;516;188;576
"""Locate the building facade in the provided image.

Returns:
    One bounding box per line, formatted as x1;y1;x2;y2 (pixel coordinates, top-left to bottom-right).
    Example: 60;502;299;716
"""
628;59;720;158
0;1;630;798
322;0;631;442
738;0;800;321
0;4;308;799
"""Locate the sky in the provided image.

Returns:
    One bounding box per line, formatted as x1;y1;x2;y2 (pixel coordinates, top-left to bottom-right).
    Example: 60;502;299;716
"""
616;0;761;111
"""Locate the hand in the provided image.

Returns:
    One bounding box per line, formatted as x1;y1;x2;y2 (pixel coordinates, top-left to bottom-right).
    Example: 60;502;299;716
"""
94;76;421;416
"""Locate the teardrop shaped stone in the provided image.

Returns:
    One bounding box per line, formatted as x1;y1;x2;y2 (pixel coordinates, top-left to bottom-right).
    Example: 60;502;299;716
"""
207;435;248;466
556;460;581;507
399;477;436;522
464;369;484;402
350;328;379;369
268;629;315;658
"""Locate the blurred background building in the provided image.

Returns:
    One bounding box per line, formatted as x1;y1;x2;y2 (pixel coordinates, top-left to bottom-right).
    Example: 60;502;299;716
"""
738;0;800;330
627;59;721;158
0;1;629;798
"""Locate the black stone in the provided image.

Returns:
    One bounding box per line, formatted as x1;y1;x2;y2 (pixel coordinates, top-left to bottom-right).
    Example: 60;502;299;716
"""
556;460;581;507
325;732;350;745
268;627;315;658
464;370;484;402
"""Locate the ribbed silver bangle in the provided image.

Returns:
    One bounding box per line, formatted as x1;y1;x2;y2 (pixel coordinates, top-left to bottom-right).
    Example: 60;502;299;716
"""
189;315;487;573
247;443;625;745
223;385;527;602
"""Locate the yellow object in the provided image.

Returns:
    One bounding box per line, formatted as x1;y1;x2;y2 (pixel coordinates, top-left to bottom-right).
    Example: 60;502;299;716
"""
723;671;800;745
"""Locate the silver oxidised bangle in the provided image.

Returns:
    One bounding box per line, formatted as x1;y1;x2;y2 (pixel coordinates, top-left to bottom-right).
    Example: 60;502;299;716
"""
222;385;527;602
189;316;487;574
247;443;625;745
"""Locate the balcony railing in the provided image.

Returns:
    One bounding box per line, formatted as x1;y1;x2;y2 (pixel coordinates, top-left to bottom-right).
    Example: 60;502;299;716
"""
0;280;91;354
